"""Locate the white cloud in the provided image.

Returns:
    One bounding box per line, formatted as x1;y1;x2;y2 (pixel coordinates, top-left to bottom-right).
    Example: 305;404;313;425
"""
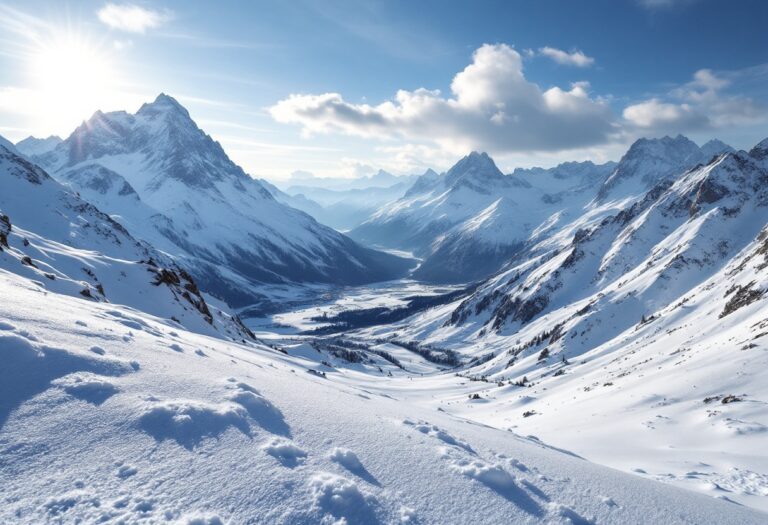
270;44;615;154
97;4;170;33
622;98;704;128
375;143;456;173
624;68;766;131
538;47;595;68
338;159;377;179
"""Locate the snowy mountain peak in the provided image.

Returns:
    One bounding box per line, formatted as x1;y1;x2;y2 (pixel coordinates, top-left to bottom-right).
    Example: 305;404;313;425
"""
26;96;410;305
403;167;443;197
137;93;192;120
598;134;710;199
700;138;735;159
626;134;700;159
749;136;768;163
0;134;19;156
15;135;63;157
445;151;506;190
38;94;252;193
463;150;495;168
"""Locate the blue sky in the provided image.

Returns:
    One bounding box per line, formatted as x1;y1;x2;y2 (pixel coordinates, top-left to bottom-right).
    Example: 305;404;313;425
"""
1;0;766;179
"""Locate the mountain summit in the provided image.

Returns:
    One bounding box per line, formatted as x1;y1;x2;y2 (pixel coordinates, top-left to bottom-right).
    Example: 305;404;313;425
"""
350;150;614;282
444;151;507;191
30;95;411;308
598;134;732;199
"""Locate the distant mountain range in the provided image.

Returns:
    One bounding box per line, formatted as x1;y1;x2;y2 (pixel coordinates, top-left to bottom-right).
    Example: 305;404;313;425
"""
275;168;417;192
268;175;422;231
350;135;734;283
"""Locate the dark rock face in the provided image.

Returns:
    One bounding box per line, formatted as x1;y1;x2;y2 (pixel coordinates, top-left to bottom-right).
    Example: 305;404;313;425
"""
0;214;10;249
720;283;764;318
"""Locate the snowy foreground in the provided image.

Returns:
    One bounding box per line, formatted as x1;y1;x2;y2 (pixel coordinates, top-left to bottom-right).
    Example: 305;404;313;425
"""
1;271;766;524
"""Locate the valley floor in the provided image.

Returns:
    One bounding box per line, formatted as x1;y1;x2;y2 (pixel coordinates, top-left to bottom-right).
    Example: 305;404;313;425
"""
2;271;767;524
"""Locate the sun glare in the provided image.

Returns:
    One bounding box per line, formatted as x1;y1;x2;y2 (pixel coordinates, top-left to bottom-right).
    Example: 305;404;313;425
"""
28;32;116;134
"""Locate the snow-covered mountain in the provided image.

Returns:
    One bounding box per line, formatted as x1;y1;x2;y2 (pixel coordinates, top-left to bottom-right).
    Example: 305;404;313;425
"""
276;177;418;231
750;137;768;167
29;94;411;307
352;137;735;284
351;137;768;509
597;134;732;200
0;140;253;341
277;168;418;192
0;135;20;155
351;152;615;282
15;135;62;157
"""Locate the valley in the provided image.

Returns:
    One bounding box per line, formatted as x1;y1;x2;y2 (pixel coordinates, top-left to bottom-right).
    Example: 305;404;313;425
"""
3;93;768;523
244;272;768;512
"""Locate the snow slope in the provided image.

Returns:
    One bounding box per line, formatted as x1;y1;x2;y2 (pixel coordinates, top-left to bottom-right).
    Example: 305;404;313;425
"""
0;141;253;342
1;267;765;524
30;94;411;307
345;139;768;510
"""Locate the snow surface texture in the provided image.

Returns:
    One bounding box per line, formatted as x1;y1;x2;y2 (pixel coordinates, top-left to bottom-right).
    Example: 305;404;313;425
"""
0;270;764;524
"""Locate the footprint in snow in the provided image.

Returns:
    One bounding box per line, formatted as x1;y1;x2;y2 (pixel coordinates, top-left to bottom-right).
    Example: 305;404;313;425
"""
308;472;381;525
225;380;291;437
329;447;381;486
118;319;144;331
53;373;119;405
450;458;543;516
509;458;529;472
136;397;251;449
547;502;595;525
262;438;307;468
407;420;475;455
116;463;138;479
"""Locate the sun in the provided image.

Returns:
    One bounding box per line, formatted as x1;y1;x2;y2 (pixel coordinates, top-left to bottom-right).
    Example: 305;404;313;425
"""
28;32;117;135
